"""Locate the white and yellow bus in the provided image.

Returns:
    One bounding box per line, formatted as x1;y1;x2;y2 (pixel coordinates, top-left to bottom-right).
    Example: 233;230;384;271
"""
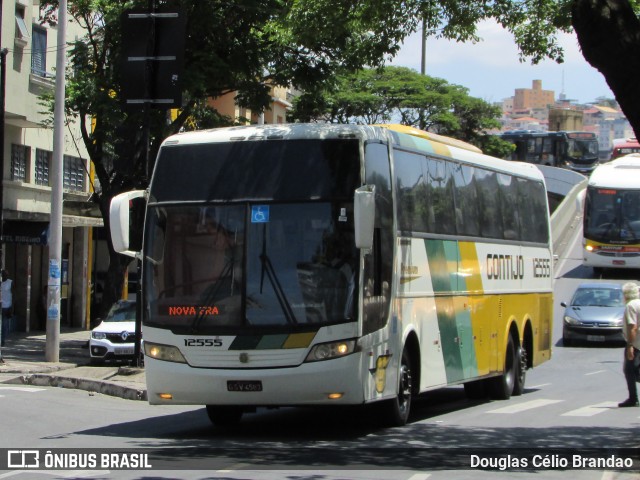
110;123;553;427
583;154;640;273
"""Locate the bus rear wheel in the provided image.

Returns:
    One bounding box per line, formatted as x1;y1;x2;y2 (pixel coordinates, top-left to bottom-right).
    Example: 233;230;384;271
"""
381;348;413;427
488;335;517;400
206;405;244;427
512;344;527;396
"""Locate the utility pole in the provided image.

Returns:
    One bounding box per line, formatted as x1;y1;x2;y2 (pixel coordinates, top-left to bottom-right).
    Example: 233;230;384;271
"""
45;0;67;362
0;48;7;360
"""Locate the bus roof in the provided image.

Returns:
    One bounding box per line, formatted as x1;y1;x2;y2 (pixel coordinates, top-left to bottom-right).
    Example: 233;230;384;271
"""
374;123;483;154
161;123;545;182
588;154;640;189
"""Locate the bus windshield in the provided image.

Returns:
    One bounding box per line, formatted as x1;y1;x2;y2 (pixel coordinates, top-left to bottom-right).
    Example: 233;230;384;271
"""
584;187;640;242
566;137;599;161
143;139;360;334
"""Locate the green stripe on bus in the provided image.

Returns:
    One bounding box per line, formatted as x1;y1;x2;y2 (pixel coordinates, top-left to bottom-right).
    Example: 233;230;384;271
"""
256;334;289;350
427;239;478;382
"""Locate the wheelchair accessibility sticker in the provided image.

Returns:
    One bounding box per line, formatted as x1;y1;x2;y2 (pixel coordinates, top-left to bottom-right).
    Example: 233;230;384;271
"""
251;205;270;223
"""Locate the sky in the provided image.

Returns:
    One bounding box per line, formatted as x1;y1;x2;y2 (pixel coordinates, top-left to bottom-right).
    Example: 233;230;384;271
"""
390;20;614;105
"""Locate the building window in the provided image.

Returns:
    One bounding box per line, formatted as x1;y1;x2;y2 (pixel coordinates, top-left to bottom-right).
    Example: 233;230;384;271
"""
15;6;29;41
11;144;29;182
63;155;85;191
31;25;47;77
35;149;51;186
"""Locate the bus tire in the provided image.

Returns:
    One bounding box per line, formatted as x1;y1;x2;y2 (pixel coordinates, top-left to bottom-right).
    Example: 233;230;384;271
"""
206;405;244;427
488;335;517;400
512;345;527;396
381;348;413;426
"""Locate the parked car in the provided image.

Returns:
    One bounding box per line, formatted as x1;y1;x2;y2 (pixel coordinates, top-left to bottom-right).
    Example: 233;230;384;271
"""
89;300;140;363
561;282;625;346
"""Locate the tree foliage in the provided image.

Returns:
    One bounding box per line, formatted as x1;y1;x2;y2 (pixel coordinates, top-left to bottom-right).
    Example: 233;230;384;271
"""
288;66;512;156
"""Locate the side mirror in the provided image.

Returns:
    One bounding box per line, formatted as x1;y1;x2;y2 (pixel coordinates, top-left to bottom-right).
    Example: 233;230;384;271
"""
354;185;375;250
560;302;567;307
110;190;146;258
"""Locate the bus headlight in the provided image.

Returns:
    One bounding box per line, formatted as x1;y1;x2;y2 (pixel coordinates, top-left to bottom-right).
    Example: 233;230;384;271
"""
305;339;356;362
144;341;187;363
563;315;580;325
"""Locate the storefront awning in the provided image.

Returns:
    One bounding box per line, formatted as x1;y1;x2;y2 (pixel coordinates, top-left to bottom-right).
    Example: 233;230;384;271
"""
0;221;49;245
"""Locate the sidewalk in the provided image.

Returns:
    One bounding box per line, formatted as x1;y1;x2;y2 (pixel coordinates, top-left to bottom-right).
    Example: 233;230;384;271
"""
0;328;147;401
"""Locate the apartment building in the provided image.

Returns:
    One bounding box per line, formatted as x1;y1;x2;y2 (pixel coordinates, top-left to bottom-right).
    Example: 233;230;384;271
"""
208;84;294;125
513;80;555;111
2;1;100;332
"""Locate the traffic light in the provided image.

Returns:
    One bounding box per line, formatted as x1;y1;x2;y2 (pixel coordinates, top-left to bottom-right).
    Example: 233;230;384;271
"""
120;8;186;108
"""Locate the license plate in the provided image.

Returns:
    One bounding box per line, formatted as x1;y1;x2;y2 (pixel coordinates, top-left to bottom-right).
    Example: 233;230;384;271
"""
115;347;135;355
227;380;263;392
613;260;626;265
587;335;605;342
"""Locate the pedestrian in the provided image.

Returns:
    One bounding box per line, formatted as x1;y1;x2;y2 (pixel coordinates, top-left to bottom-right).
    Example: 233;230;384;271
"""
1;270;13;347
619;282;640;407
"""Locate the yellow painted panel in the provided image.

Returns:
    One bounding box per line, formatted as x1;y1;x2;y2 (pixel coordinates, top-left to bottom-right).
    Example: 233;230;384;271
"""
282;332;317;349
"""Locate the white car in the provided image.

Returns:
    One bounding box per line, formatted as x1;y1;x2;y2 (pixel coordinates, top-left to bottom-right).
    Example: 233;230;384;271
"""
89;300;140;363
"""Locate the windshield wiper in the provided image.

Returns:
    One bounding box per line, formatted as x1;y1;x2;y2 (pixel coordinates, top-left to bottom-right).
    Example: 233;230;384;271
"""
190;258;234;333
259;223;298;324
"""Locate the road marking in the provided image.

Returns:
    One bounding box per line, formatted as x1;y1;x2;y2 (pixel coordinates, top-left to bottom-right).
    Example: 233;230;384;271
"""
527;383;550;389
487;399;563;414
0;386;46;392
562;401;617;417
407;474;431;480
585;370;606;376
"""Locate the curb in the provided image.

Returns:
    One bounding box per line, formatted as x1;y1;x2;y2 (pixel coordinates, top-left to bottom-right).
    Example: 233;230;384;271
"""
5;374;147;401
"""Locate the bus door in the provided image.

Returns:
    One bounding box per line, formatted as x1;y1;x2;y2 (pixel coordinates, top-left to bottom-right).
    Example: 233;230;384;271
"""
361;142;395;398
541;137;557;166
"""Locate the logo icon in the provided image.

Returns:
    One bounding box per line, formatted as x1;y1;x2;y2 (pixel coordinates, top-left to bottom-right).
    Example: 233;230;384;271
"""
8;450;40;468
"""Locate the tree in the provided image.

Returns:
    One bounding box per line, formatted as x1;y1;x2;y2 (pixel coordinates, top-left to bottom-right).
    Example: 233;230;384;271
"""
39;0;421;314
572;0;640;140
288;66;512;156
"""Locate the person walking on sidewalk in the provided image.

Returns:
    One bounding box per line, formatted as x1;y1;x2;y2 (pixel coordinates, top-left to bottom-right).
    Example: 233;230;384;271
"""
619;282;640;407
1;270;13;347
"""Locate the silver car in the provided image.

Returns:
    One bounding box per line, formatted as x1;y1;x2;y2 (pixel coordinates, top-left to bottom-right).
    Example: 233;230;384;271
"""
561;282;625;346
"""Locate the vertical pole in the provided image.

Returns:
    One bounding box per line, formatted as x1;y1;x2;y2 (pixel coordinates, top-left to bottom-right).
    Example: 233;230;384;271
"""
45;0;67;362
0;48;7;358
420;16;426;76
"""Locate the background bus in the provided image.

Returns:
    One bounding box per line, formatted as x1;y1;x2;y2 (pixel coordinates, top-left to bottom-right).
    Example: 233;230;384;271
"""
583;154;640;273
610;137;640;161
111;124;553;427
498;130;599;174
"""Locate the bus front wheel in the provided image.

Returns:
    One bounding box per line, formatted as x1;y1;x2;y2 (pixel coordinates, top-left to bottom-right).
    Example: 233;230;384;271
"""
380;348;413;427
206;405;244;427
